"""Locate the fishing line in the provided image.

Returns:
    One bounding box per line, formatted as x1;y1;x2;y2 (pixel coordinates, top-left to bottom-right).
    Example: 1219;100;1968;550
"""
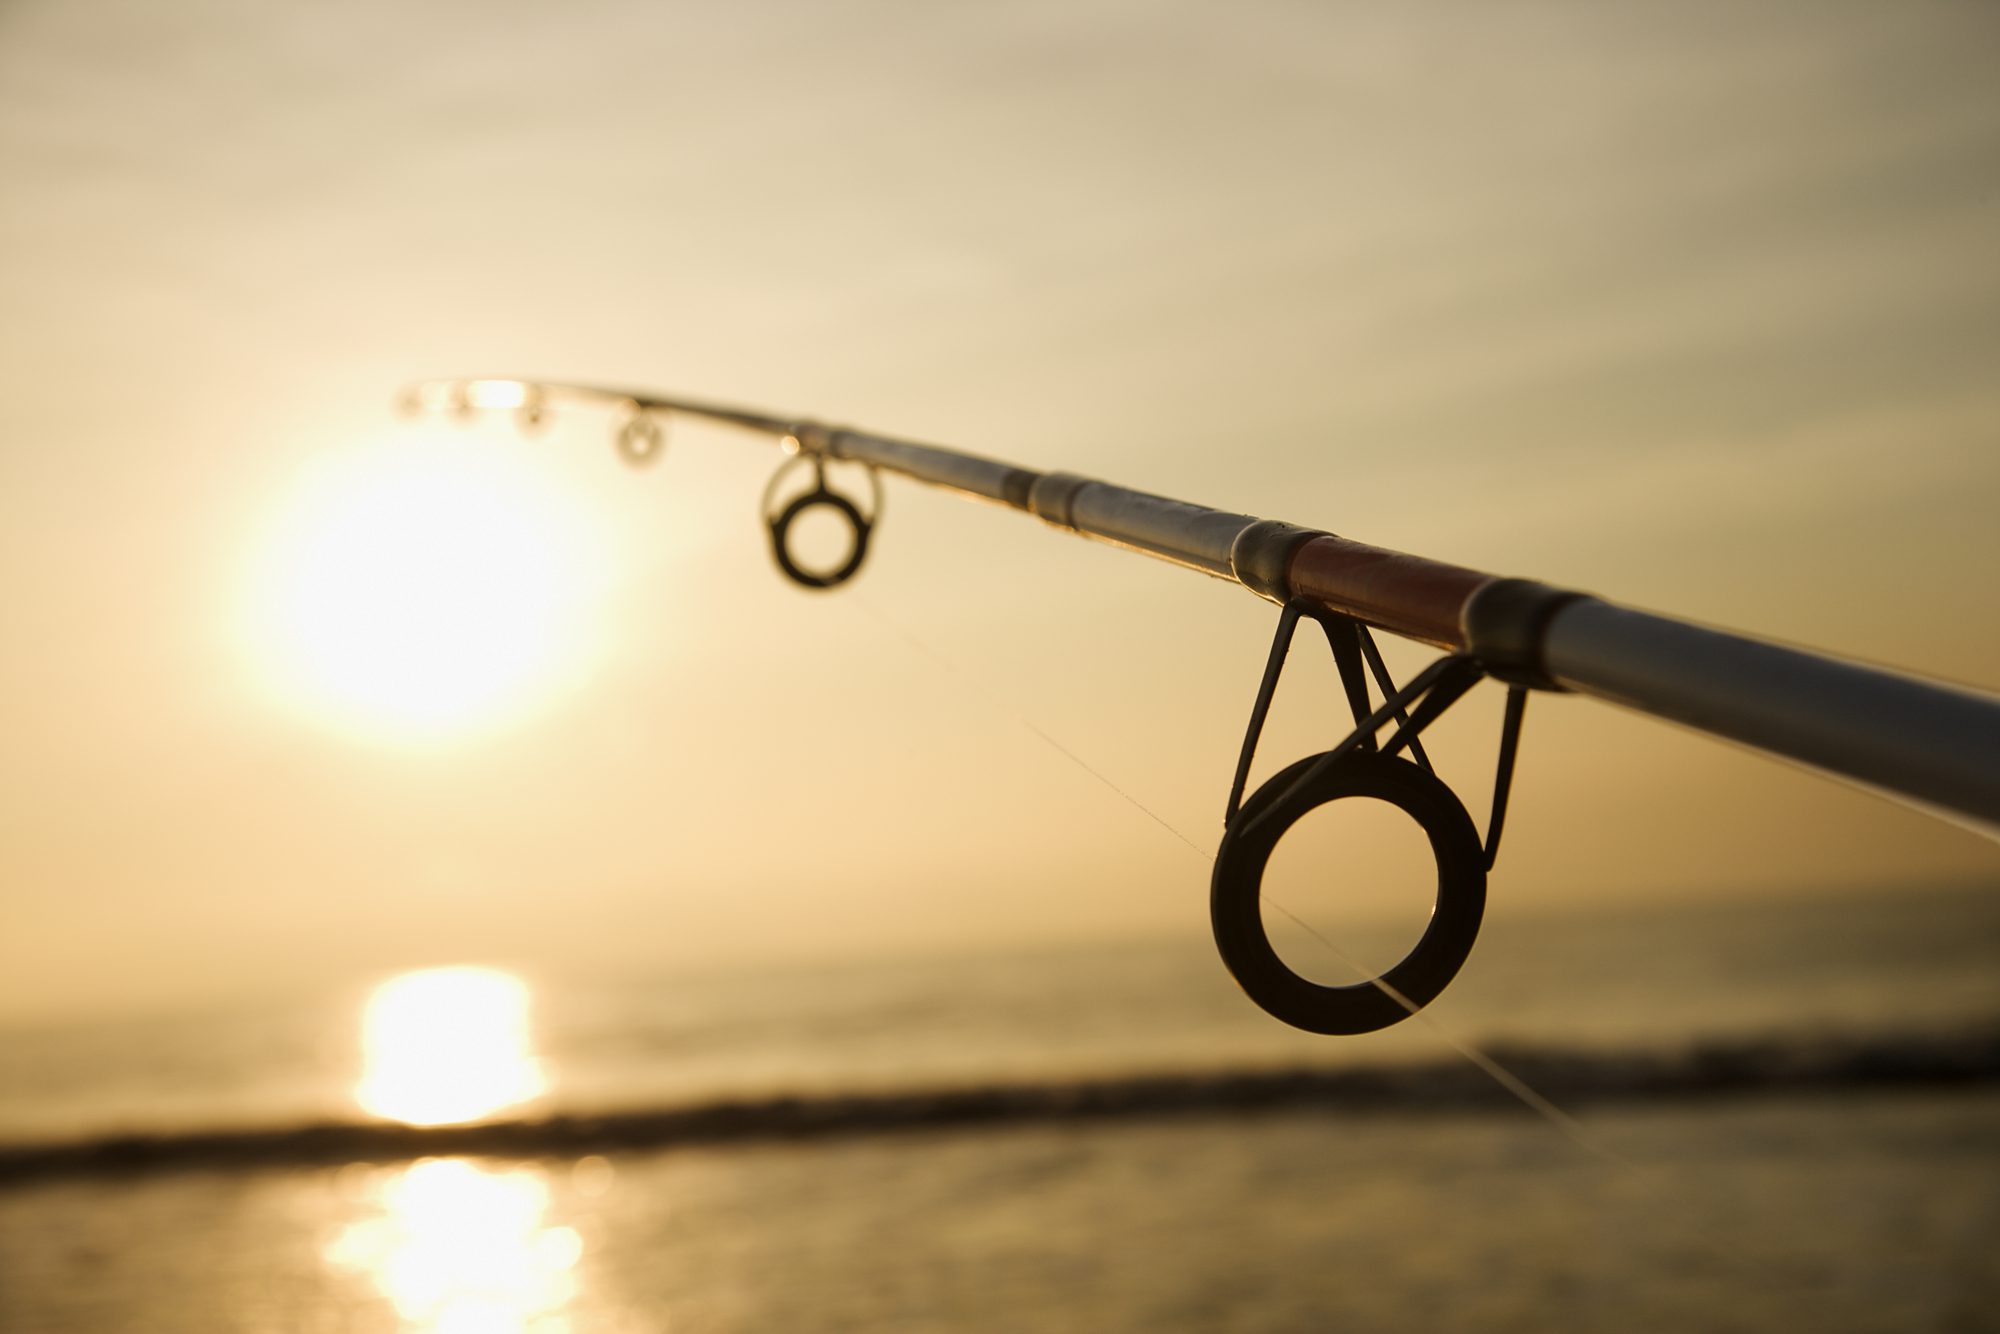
408;376;1990;1178
1259;899;1618;1162
847;592;1214;862
847;589;1616;1161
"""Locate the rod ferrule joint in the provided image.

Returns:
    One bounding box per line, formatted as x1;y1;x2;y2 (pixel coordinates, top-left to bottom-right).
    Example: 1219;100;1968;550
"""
1229;520;1327;604
1462;578;1590;688
1028;472;1094;530
789;421;837;456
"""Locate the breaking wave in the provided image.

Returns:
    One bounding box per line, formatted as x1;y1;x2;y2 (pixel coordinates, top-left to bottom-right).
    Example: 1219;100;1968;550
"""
4;1022;1995;1184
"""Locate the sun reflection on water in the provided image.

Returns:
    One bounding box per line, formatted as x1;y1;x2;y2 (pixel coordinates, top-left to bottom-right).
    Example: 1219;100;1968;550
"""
327;1158;583;1334
356;967;546;1127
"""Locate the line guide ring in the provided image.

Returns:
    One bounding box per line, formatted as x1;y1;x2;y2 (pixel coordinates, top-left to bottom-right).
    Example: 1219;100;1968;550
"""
616;408;666;464
1210;600;1528;1034
1211;747;1486;1035
761;453;884;590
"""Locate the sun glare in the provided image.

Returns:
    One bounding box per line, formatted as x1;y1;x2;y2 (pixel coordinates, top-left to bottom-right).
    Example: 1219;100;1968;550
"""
356;966;547;1127
248;433;608;743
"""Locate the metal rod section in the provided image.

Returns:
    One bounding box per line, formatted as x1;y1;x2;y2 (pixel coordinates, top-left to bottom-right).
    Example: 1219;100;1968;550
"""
1542;600;2000;829
825;430;1031;508
1030;473;1256;578
406;377;2000;832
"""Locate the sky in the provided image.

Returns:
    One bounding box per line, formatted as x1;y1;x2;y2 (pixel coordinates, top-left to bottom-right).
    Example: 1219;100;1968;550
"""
2;0;1997;1024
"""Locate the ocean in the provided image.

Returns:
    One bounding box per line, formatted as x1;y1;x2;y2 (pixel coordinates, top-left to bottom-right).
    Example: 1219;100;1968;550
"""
2;881;1996;1332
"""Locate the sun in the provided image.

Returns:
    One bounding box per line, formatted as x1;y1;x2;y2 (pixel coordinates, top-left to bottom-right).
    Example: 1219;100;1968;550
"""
247;432;609;742
355;966;547;1126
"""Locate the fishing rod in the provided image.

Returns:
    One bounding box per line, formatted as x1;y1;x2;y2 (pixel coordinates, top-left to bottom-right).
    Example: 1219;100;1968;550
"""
403;377;2000;1037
